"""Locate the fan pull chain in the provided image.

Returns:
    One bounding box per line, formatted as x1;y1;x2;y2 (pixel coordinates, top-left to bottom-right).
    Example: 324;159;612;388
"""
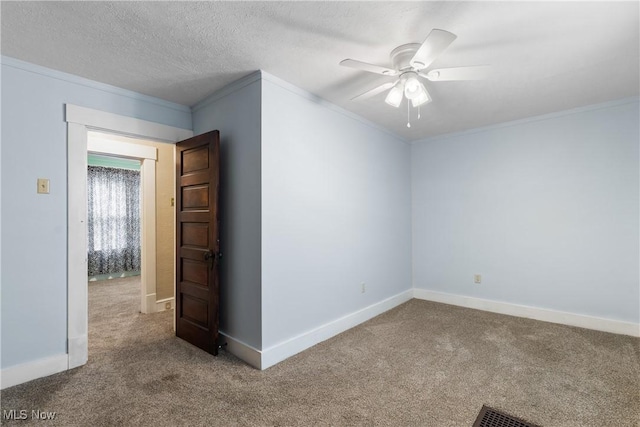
407;101;411;128
418;105;421;119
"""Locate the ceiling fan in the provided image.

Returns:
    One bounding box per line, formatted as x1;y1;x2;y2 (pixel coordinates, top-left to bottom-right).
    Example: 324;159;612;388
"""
339;29;489;127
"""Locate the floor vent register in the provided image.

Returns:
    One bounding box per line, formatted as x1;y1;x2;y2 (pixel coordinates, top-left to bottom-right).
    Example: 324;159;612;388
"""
472;405;541;427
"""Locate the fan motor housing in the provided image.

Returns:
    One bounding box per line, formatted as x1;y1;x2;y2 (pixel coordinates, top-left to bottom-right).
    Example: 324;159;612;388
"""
390;43;421;71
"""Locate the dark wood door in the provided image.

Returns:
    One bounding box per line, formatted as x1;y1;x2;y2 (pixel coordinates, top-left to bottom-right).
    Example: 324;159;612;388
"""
175;130;221;355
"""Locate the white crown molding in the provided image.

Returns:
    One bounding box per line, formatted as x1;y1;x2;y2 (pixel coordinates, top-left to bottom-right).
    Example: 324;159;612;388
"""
190;69;408;145
1;55;190;113
260;70;409;145
191;71;262;113
413;288;640;337
412;96;640;145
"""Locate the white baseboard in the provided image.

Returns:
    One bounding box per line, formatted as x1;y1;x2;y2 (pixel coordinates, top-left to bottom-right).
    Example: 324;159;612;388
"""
218;331;262;369
261;289;413;370
156;297;174;312
218;290;412;370
0;354;69;390
413;288;640;337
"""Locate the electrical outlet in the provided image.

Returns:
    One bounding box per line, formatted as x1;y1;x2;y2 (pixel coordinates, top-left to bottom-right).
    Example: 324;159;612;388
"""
474;274;482;284
37;178;50;194
361;282;366;293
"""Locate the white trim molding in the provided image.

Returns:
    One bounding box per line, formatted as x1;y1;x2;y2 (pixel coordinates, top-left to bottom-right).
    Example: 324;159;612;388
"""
260;289;413;370
156;297;175;312
412;96;640;145
219;290;413;370
219;332;262;369
88;136;157;160
261;71;408;144
68;334;88;370
140;158;157;314
1;354;69;390
65;104;193;383
191;71;261;113
66;104;192;142
2;55;190;114
67;122;89;370
413;289;640;337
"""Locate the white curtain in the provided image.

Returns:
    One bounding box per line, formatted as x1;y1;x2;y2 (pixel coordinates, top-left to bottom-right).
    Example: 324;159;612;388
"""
87;166;141;276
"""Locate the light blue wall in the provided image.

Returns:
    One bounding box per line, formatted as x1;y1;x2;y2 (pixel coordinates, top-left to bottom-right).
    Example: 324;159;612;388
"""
3;52;636;375
191;74;263;350
0;57;191;369
261;75;412;349
412;98;640;323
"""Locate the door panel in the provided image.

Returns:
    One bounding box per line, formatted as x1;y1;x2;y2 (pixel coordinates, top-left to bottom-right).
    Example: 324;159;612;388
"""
175;130;220;355
182;185;209;209
181;259;208;286
181;223;209;247
182;146;209;173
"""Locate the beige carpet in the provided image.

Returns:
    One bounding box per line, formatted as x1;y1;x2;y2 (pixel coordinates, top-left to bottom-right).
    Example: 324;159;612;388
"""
1;276;638;426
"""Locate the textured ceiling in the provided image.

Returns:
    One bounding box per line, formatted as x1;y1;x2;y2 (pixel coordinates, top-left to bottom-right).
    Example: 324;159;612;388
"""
2;1;638;140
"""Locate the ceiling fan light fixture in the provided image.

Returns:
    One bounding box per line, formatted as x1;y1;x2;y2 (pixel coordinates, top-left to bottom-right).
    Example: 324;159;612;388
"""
404;76;422;99
411;86;431;107
339;28;487;125
385;83;404;108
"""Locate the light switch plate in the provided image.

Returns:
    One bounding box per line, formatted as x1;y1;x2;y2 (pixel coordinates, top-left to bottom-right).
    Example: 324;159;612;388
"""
37;178;50;194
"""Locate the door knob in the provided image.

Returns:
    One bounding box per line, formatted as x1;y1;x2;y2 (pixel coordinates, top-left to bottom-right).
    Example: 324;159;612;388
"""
203;250;214;270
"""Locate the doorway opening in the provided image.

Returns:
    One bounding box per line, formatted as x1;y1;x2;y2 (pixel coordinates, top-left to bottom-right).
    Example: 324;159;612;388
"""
85;131;179;359
86;151;142;326
66;104;193;369
87;131;158;315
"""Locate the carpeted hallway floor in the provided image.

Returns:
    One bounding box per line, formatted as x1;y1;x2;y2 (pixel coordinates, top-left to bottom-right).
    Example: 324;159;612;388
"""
1;276;638;426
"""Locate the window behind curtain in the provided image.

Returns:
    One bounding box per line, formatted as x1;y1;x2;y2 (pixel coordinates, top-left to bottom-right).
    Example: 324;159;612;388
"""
87;166;141;276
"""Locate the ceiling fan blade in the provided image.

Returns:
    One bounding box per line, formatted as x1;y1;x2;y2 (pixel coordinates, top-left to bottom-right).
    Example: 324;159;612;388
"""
410;29;457;70
351;81;397;101
340;59;398;76
420;65;491;81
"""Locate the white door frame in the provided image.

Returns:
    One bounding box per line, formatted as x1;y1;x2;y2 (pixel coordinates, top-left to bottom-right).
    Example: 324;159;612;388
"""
66;104;192;369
